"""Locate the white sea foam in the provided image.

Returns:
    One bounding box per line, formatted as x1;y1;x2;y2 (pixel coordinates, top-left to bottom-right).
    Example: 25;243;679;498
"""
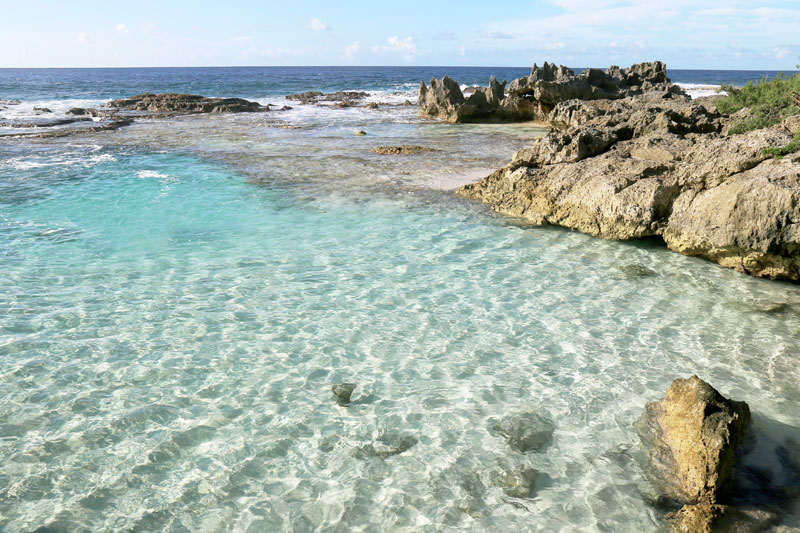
0;98;106;121
677;82;727;99
137;170;169;179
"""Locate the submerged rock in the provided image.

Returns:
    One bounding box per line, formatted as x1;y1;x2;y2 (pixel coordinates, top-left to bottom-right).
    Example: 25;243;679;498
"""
32;107;52;114
636;376;752;532
618;264;658;278
354;431;418;459
490;460;539;498
370;145;436;155
332;383;356;405
493;412;554;453
107;93;266;114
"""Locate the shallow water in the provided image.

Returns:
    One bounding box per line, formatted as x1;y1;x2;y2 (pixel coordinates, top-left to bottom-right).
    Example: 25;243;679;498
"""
1;68;800;532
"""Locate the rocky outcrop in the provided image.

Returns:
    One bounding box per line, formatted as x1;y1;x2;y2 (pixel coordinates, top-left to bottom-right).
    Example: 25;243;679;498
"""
636;376;752;532
459;90;800;280
419;61;683;123
107;93;266;114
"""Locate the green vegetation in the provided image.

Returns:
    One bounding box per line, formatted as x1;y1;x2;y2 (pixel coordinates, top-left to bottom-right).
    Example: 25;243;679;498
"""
717;73;800;133
763;131;800;159
716;71;800;157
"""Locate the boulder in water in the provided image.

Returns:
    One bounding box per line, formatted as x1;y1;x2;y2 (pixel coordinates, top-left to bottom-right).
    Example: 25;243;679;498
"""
332;383;356;405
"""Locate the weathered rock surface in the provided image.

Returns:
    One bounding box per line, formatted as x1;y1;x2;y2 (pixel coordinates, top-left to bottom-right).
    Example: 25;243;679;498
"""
370;145;436;155
493;412;555;453
107;93;266;114
419;61;683;123
636;376;751;503
459;88;800;279
636;376;753;532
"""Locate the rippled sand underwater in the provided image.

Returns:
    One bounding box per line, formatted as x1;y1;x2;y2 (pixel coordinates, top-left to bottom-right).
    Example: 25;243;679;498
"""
1;104;800;532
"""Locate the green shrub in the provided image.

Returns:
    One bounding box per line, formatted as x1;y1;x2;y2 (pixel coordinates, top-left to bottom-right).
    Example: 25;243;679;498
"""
717;72;800;134
763;131;800;159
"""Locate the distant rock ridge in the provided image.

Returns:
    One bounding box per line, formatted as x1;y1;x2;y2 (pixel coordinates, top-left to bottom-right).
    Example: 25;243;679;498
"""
107;93;267;114
418;61;681;123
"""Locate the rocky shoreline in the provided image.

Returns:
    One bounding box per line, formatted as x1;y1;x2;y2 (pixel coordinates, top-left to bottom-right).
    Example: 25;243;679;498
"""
422;61;800;280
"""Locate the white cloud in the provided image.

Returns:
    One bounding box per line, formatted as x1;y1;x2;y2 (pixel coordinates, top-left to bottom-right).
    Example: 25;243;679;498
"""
460;44;466;57
372;36;418;60
115;23;131;36
772;47;790;59
77;32;90;44
344;41;360;60
306;18;328;31
141;22;157;34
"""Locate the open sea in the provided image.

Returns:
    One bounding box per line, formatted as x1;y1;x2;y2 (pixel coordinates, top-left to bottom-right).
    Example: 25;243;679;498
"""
1;66;799;532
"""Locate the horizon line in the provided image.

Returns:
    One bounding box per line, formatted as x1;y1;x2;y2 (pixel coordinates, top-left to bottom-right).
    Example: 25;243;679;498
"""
0;64;797;72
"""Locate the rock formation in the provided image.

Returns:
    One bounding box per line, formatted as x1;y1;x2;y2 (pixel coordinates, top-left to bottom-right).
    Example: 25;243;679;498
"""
636;376;752;532
107;93;267;114
370;145;436;155
459;89;800;280
418;61;682;123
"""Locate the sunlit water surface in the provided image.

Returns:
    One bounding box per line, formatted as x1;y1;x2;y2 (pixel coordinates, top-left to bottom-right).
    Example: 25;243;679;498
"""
1;69;799;532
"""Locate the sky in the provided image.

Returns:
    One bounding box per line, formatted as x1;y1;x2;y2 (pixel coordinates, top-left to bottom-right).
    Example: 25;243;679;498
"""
1;0;799;70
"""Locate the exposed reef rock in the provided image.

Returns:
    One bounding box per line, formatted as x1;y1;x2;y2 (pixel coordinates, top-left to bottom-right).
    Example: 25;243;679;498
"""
459;87;800;279
107;93;267;114
370;145;436;155
0;119;134;139
635;376;760;532
286;91;370;106
419;61;682;123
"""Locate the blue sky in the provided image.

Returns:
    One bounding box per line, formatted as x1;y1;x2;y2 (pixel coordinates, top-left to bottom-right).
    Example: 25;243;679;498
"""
2;0;799;69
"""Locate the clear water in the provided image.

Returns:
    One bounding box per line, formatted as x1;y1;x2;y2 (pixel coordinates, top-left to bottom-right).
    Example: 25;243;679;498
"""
1;68;799;532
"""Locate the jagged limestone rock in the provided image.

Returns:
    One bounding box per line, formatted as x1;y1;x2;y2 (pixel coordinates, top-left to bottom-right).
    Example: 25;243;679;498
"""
419;61;683;123
459;91;800;280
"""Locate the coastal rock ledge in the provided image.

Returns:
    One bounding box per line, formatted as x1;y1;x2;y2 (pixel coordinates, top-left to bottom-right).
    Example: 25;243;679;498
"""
457;83;800;279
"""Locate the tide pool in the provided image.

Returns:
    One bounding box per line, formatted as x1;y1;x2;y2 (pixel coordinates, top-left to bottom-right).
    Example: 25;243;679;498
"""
1;149;799;531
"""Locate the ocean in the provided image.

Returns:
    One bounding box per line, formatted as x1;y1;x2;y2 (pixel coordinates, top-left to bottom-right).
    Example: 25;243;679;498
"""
1;66;799;531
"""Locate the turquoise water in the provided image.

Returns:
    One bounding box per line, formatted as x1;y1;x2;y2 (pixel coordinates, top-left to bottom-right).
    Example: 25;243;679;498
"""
2;66;800;531
2;146;800;531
